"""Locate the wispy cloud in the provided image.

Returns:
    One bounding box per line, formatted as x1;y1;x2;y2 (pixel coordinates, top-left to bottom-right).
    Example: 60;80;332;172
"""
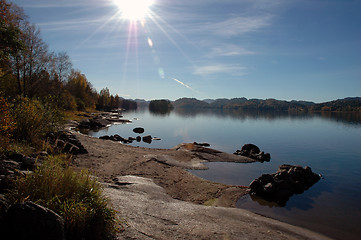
20;0;103;8
207;44;255;58
172;78;199;93
37;17;105;31
193;64;246;76
205;15;273;37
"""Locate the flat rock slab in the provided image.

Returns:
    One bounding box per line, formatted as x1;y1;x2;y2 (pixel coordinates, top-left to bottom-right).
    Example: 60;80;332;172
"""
106;175;332;240
144;154;208;170
173;143;256;164
72;132;250;207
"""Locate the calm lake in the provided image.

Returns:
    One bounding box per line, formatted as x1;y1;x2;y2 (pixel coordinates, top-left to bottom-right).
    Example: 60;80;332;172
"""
87;108;361;240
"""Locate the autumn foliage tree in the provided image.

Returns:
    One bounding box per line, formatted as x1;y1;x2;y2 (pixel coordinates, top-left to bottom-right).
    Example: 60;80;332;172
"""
66;70;97;111
0;96;15;149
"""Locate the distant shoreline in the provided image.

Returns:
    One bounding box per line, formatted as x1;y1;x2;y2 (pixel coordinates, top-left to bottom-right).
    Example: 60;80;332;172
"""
170;97;361;112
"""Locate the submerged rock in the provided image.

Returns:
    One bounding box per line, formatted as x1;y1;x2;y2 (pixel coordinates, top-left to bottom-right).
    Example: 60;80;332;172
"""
249;164;321;206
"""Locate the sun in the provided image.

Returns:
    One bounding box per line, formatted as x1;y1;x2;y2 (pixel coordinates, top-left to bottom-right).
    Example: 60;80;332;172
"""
114;0;154;21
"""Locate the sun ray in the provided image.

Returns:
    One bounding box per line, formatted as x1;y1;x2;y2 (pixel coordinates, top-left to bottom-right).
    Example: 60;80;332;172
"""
150;12;198;49
76;9;125;48
145;12;196;67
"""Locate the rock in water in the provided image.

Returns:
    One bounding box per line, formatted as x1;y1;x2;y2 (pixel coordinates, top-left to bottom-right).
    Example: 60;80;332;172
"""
99;135;111;140
4;201;65;240
240;144;260;155
249;164;321;206
143;135;152;144
234;143;270;162
193;142;210;147
133;127;145;134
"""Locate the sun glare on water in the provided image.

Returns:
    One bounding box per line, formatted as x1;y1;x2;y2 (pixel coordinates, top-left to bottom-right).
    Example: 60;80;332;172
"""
114;0;154;21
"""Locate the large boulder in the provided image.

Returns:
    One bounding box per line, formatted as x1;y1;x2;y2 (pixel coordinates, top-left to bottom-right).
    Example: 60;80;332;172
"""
3;201;65;240
249;164;321;206
47;131;88;155
78;117;110;130
0;154;24;193
234;144;270;162
6;152;36;170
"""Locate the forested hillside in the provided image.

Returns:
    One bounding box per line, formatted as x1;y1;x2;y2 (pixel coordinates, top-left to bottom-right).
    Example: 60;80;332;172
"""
173;97;361;112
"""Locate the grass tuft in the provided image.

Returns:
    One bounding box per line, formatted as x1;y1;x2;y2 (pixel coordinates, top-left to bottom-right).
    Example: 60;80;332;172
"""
7;155;120;240
203;198;218;206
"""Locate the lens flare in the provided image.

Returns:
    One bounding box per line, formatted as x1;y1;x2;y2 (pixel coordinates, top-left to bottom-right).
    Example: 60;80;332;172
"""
147;37;153;48
114;0;154;21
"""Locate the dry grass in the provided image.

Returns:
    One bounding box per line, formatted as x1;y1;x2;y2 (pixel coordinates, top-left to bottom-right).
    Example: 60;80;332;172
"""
7;155;120;240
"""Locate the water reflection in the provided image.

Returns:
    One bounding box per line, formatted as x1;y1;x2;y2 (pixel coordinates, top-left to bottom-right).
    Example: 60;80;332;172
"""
317;111;361;126
246;179;332;211
149;108;173;116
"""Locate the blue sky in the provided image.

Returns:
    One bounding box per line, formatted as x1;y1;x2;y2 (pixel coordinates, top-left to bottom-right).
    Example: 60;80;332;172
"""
10;0;361;102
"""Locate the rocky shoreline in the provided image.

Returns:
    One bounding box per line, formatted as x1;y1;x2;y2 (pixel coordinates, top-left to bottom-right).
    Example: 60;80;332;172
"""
59;113;327;239
0;115;328;239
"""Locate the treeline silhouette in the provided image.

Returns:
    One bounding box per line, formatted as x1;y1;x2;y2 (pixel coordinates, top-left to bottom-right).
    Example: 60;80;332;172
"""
149;99;173;115
173;97;361;112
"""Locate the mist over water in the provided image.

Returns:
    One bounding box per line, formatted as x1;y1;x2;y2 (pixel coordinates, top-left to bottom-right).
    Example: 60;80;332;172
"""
88;108;361;240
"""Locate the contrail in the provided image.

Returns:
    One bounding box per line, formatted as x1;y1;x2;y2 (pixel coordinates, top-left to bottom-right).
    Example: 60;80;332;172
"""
171;78;199;93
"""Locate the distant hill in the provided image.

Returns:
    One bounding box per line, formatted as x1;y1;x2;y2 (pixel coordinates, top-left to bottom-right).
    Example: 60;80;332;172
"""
310;97;361;112
134;99;149;108
171;97;361;112
173;98;209;109
202;99;216;104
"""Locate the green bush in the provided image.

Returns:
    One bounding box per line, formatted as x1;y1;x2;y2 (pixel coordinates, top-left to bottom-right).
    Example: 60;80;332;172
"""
7;156;119;240
11;98;63;145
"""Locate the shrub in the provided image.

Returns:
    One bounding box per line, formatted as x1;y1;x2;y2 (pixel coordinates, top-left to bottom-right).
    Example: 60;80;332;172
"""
11;98;63;145
7;155;119;240
60;90;77;111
